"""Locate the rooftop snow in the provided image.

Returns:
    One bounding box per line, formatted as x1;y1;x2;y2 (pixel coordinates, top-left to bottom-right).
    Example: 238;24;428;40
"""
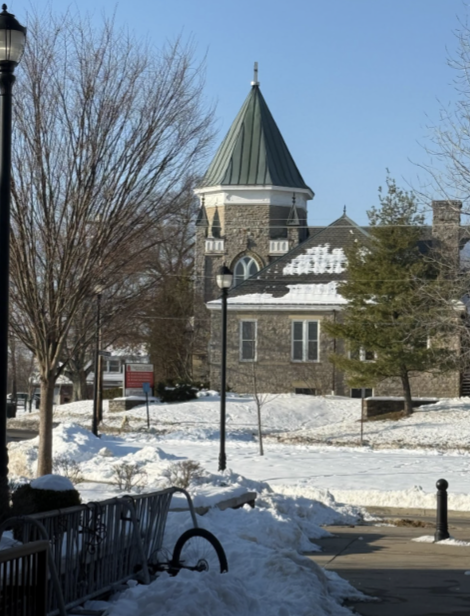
226;282;346;305
283;244;347;276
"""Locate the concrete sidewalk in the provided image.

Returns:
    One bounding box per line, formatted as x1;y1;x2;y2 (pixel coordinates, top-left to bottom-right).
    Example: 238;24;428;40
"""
309;508;470;616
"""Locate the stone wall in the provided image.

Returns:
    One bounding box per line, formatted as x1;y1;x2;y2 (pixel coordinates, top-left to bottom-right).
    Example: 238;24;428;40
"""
194;198;305;380
209;307;461;398
374;371;460;399
223;202;271;268
108;398;146;412
209;309;346;394
364;397;438;418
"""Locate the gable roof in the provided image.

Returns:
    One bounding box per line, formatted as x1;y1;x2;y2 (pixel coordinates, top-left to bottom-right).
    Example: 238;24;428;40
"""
207;214;369;309
198;84;313;194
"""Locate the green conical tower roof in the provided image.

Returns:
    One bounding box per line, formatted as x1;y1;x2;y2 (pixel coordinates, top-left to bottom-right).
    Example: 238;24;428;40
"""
199;79;313;193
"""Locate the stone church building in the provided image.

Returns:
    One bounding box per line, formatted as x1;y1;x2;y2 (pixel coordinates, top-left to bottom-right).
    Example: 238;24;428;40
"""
193;70;466;399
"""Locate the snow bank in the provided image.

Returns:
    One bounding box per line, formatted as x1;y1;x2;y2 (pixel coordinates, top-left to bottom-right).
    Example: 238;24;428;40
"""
103;553;360;616
31;474;74;491
97;496;367;616
8;422;107;477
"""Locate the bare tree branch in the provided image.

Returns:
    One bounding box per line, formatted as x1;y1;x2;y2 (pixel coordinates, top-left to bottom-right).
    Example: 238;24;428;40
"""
9;9;214;475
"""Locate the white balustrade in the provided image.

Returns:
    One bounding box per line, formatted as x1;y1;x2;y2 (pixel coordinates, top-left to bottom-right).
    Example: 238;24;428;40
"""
269;240;289;255
205;238;225;253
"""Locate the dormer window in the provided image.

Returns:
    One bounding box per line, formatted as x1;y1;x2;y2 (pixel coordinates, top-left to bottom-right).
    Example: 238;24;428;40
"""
233;256;259;286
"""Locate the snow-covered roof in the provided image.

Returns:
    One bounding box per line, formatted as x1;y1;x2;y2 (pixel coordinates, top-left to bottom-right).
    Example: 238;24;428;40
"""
282;245;347;276
223;282;347;307
209;213;367;310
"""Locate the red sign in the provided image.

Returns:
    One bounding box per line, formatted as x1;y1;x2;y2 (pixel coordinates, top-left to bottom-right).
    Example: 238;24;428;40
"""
125;363;154;389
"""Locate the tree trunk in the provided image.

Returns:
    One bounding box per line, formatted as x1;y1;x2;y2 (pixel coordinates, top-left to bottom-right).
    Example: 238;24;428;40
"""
37;377;56;476
72;370;88;401
401;372;413;416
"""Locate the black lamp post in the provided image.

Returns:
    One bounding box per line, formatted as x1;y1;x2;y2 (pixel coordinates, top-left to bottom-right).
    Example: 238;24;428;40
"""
92;286;103;437
216;265;233;471
0;4;26;518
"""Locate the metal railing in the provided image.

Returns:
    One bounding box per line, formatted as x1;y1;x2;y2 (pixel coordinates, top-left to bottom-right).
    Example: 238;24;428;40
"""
123;487;198;566
0;540;49;616
0;487;198;616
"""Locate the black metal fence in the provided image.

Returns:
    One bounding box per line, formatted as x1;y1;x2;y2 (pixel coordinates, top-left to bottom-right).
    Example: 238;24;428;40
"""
0;540;49;616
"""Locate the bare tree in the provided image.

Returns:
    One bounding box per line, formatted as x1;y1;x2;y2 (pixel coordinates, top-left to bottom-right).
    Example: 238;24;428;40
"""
145;188;197;384
9;10;214;476
61;268;154;402
250;363;280;456
8;331;35;398
416;18;470;383
419;16;470;206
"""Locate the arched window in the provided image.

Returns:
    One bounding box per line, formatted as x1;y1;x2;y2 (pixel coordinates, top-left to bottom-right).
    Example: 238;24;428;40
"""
233;256;259;286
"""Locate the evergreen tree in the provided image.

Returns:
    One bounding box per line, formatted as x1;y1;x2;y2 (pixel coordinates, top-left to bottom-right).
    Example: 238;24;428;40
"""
324;177;456;415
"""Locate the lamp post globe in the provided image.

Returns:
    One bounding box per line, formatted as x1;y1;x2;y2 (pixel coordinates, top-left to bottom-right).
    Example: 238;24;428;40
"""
0;5;26;65
216;265;233;290
0;4;26;518
216;265;233;472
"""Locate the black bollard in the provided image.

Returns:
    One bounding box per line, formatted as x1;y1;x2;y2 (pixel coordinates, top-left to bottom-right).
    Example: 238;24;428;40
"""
434;478;450;542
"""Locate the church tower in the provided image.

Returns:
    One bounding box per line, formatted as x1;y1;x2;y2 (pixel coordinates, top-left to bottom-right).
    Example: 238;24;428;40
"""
193;65;314;378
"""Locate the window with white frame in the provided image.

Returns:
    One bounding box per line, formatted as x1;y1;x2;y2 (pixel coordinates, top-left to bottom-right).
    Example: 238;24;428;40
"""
106;359;121;373
233;257;259;287
291;321;319;362
350;348;376;361
240;320;257;361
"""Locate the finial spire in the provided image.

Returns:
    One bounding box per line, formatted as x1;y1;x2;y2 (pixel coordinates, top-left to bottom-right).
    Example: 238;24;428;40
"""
343;205;346;215
251;62;259;86
292;192;296;206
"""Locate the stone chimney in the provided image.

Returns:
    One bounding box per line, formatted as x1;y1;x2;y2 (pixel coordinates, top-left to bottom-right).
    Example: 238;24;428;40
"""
431;200;462;269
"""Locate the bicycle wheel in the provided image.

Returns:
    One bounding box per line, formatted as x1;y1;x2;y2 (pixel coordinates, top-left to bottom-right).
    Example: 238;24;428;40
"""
171;528;228;573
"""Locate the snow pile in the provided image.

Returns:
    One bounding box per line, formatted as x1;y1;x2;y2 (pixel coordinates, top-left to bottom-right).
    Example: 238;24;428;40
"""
8;422;106;477
5;417;373;615
11;393;470;614
413;535;470;546
276;396;470;449
102;553;360;616
90;495;367;616
31;474;75;491
10;393;360;435
283;244;347;275
10;396;470;510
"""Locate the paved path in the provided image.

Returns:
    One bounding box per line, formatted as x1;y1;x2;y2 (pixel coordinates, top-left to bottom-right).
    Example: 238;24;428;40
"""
309;508;470;616
6;428;38;443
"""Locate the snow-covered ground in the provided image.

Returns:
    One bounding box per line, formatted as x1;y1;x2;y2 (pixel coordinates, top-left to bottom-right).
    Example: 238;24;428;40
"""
6;393;470;615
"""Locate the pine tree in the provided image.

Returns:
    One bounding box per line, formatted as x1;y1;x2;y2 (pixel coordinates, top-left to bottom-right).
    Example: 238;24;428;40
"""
324;177;456;415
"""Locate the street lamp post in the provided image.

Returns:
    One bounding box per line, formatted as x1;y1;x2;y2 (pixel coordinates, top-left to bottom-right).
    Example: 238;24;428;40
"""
0;4;26;518
92;286;103;437
216;265;233;471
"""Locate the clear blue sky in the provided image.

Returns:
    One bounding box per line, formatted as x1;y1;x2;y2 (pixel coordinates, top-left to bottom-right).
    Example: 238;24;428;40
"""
8;0;467;224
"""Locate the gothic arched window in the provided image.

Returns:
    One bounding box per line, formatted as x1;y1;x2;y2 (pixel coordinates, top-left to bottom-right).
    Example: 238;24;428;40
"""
233;256;259;286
